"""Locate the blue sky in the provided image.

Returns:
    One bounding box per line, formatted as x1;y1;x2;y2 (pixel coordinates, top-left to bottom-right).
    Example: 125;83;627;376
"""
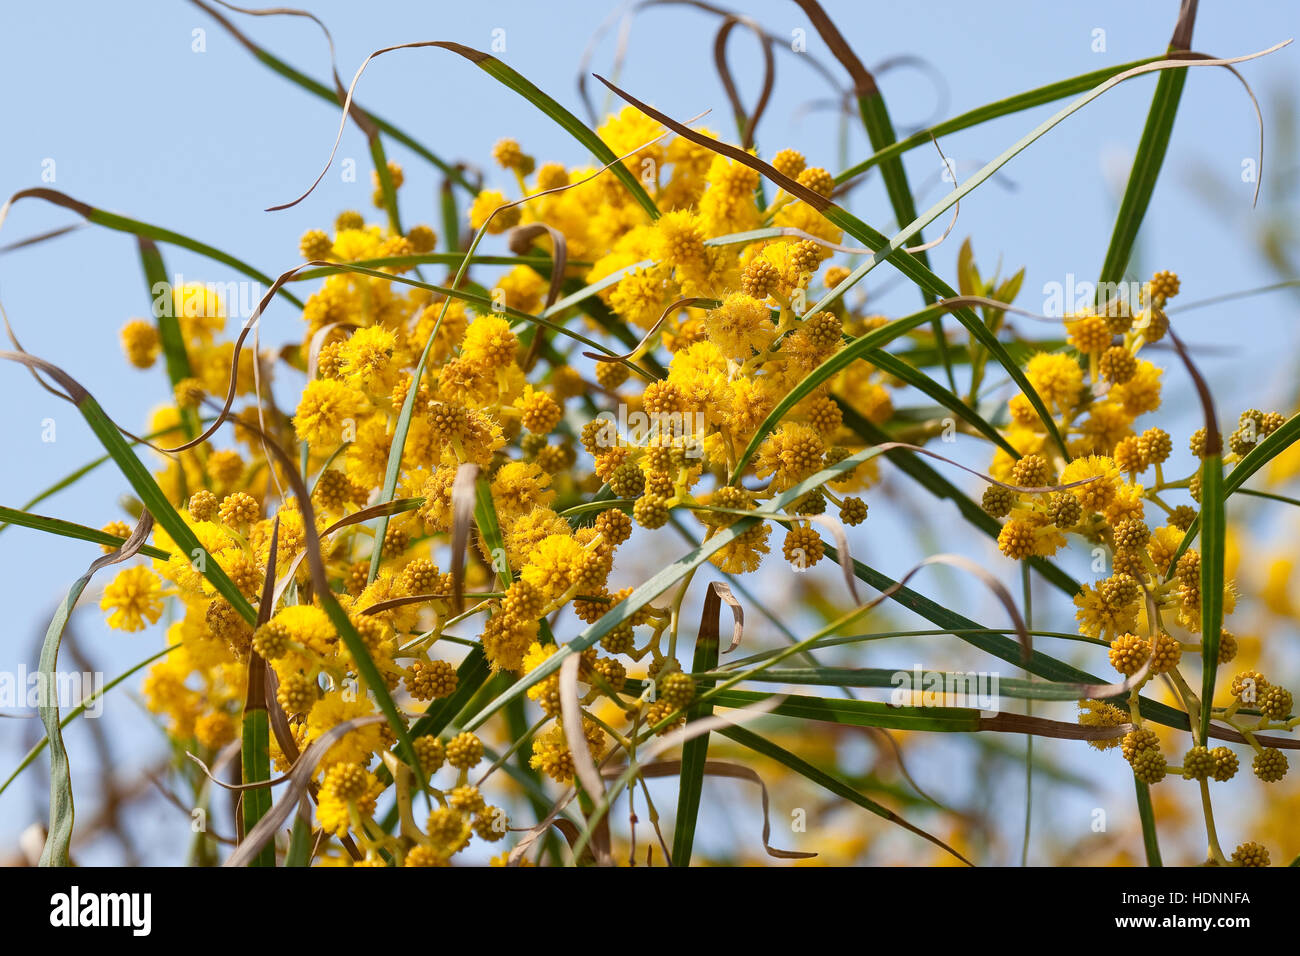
1;1;1297;863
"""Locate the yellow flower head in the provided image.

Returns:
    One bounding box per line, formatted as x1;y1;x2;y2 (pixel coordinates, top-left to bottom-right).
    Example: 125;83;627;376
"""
101;565;165;632
1061;454;1120;515
608;264;671;330
1025;351;1083;415
305;691;385;769
272;604;336;655
337;325;397;393
294;378;365;447
120;319;159;369
331;225;384;261
468;189;520;234
460;315;518;369
520;533;587;600
491;460;556;519
704;293;774;359
171;283;226;345
597;106;666;171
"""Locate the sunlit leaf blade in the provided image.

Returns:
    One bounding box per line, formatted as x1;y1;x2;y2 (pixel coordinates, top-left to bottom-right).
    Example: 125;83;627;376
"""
1134;778;1163;867
1198;454;1225;743
1096;64;1188;288
671;584;723;866
239;709;275;866
0;505;169;559
7;188;302;309
834;55;1164;184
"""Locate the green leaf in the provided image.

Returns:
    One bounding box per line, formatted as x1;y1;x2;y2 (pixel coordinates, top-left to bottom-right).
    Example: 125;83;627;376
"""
705;688;980;732
368;135;404;237
0;505;169;559
137;240;192;385
857;85;954;390
474;475;508;587
835;55;1165;184
718;724;972;865
957;238;979;296
285;810;314;867
240;708;275;867
698;666;1115;703
1096;66;1187;289
34;511;157;866
440;177;463;253
1134;777;1163;867
436;42;659;220
671;585;723;866
36;573;92;865
14;188;302;309
1198;454;1225;743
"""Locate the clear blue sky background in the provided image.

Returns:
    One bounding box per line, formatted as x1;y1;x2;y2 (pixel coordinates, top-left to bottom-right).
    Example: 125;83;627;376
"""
1;1;1297;864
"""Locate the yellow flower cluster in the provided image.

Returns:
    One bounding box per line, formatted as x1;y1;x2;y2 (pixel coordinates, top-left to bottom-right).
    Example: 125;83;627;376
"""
978;272;1292;864
102;119;903;864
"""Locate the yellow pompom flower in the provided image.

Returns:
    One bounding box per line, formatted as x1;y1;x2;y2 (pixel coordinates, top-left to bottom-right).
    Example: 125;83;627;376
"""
1064;313;1113;353
272;604;336;655
1060;455;1120;515
305;691;386;769
293;378;365;446
704;293;775;359
650;209;707;276
1108;359;1163;417
1024;352;1084;414
171;283;226;345
491;460;556;519
331;226;384;261
460;314;518;369
337;325;397;393
597;106;666;170
608;264;672;330
120;319;160;369
520;533;588;600
492;265;547;314
101;565;166;632
468;189;520;234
